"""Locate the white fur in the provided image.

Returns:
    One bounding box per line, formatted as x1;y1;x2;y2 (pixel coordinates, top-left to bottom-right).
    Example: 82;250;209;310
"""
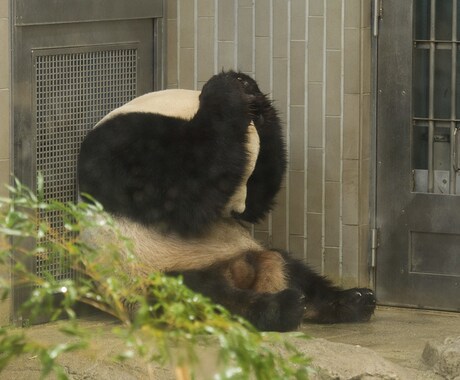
82;216;262;275
95;89;200;127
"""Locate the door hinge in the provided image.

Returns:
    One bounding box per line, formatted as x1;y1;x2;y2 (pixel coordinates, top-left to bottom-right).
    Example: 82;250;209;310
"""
371;228;380;268
373;0;383;37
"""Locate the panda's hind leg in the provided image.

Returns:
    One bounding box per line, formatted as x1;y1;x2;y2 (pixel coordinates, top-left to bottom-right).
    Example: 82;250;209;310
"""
168;264;305;332
278;251;376;324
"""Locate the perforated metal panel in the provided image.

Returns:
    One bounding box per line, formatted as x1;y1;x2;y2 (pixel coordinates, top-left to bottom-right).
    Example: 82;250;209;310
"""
33;46;138;281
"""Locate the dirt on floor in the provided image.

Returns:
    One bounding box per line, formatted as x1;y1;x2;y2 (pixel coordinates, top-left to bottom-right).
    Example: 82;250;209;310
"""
0;306;459;379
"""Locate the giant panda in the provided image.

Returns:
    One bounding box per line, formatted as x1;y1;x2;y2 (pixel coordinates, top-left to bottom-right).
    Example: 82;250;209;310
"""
77;70;376;332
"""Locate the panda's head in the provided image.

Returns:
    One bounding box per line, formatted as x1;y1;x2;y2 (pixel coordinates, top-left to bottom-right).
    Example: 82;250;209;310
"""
78;71;286;237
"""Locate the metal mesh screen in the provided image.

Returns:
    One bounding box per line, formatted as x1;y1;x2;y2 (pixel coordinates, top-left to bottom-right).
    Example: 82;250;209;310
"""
34;47;138;280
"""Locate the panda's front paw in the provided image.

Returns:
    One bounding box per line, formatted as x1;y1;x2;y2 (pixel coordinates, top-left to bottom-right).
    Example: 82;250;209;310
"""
336;288;376;322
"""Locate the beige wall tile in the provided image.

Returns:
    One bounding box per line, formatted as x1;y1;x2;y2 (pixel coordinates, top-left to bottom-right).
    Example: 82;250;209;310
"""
361;27;372;94
291;0;306;41
342;224;359;287
362;0;371;28
255;1;270;37
343;159;359;225
218;0;235;41
0;19;9;89
344;28;360;94
359;224;370;286
198;0;215;17
309;0;324;17
237;6;254;73
179;48;195;89
345;0;361;28
325;50;341;116
325;181;340;247
289;170;305;235
255;36;271;92
273;58;288;126
324;247;340;282
326;0;342;50
289;106;305;171
218;41;235;71
179;0;195;48
361;93;371;160
238;0;253;7
167;0;178;18
166;19;178;88
290;41;306;106
307;82;323;148
0;89;9;159
307;16;324;83
306;212;323;271
0;159;9;197
360;158;370;223
307;148;323;213
289;235;305;261
271;187;287;249
325;116;341;181
197;17;215;82
343;94;360;160
273;0;288;58
0;0;8;18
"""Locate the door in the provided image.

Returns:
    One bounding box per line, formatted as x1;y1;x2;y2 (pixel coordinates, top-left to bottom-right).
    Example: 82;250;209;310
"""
376;0;460;310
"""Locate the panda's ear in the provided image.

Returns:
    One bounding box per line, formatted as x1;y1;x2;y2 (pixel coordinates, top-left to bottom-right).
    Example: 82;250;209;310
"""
223;122;260;216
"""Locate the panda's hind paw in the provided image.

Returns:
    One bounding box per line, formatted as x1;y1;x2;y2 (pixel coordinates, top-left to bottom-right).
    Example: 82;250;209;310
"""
336;288;376;322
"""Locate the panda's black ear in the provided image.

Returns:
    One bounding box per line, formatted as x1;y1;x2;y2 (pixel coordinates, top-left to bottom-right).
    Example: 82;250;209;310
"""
233;91;287;224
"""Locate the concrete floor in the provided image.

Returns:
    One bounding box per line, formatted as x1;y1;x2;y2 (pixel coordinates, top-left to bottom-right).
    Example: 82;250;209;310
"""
301;306;460;373
1;306;459;379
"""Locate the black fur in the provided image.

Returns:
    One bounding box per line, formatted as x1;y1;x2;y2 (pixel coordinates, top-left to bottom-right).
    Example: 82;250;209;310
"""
169;251;376;332
78;72;253;237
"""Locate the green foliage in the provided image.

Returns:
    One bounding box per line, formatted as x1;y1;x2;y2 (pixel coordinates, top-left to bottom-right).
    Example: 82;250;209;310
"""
0;179;311;379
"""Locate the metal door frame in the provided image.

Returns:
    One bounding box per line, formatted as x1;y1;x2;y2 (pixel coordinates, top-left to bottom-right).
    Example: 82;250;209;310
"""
372;0;460;311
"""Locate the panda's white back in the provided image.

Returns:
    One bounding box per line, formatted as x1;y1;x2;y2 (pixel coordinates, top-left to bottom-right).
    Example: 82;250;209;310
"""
95;89;200;127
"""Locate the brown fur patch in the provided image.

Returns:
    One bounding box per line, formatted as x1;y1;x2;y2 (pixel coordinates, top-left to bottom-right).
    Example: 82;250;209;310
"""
252;251;287;293
221;250;288;294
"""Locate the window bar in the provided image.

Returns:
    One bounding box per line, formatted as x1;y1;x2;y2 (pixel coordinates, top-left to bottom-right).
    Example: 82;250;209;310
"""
427;0;436;193
450;0;458;194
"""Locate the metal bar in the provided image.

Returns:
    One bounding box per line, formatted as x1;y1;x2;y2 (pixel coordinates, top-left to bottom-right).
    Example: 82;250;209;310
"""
14;0;163;26
450;0;458;194
427;0;436;193
415;41;460;50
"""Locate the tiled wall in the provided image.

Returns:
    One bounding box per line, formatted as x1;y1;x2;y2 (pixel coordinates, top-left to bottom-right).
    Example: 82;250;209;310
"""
0;0;10;325
165;0;372;287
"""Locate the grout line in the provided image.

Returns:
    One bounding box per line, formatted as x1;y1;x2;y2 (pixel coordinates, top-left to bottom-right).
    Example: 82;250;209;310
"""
321;0;327;275
286;0;291;251
194;0;198;89
304;0;310;262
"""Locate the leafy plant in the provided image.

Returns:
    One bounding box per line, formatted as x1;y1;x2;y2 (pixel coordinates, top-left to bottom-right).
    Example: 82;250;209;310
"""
0;179;311;379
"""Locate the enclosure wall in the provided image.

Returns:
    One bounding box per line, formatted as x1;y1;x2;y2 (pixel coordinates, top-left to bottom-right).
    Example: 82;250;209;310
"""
164;0;372;287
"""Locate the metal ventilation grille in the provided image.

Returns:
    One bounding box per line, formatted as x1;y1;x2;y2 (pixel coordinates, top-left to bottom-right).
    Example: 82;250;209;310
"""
34;46;138;280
